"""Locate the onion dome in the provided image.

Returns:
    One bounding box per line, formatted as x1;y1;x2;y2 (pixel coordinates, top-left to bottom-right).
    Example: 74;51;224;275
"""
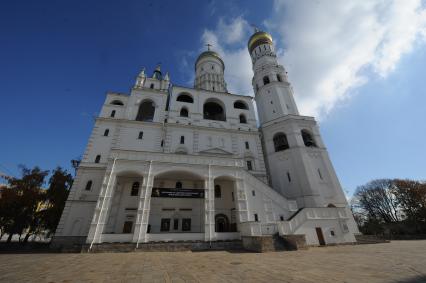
195;50;225;69
152;65;162;80
248;31;273;53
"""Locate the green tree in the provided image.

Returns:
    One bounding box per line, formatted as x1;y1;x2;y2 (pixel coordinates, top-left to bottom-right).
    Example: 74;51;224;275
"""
394;179;426;233
42;167;73;236
0;166;49;242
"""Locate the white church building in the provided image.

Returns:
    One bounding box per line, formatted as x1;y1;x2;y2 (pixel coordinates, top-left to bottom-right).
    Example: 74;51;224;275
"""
52;30;359;251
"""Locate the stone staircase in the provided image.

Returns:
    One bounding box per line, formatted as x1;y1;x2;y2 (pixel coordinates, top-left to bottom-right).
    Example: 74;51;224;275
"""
355;235;390;244
83;240;244;253
242;234;307;252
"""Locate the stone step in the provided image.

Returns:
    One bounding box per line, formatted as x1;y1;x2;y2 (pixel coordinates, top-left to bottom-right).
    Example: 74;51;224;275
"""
355;235;390;244
83;240;244;253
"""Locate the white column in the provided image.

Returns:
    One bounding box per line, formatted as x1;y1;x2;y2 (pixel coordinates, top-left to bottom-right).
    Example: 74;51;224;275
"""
134;161;153;247
235;175;249;231
87;158;117;248
204;165;215;242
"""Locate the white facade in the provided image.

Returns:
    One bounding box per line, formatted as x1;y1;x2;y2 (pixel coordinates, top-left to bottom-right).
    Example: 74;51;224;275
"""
53;31;359;249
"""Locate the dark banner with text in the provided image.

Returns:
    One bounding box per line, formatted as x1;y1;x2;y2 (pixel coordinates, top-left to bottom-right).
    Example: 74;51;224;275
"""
151;188;204;198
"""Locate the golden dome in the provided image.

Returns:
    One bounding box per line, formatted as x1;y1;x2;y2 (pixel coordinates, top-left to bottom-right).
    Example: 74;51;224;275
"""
195;50;225;68
248;31;273;53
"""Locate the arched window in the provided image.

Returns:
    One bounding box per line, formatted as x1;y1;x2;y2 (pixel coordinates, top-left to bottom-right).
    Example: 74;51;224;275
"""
180;136;185;144
273;133;289;152
327;203;336;208
110;100;124;106
103;129;109;136
176;93;194;103
85;180;92;191
136;100;155;122
203;100;226;121
94;155;101;163
263;76;270;85
239;114;247;124
277;74;282;82
215;214;229;232
110;110;116;117
234;100;248;110
131;182;140;196
214;185;221;198
301;129;317;147
176;181;182;189
180;108;188;117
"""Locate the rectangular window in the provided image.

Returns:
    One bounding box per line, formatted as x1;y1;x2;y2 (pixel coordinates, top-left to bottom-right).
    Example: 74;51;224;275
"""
160;218;171;231
104;129;109;136
254;214;259;222
182;218;191;231
138;131;143;139
252;190;255;197
180;136;185;144
280;216;284;221
173;219;179;230
215;185;221;198
287;172;291;182
245;141;249;149
161;140;164;147
246;160;253;171
318;168;323;180
231;192;234;202
122;221;133;233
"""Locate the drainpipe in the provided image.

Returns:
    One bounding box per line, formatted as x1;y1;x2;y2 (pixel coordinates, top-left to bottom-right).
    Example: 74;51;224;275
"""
209;164;212;248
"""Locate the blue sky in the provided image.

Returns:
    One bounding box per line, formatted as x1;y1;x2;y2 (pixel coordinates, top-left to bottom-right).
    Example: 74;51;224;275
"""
1;0;425;196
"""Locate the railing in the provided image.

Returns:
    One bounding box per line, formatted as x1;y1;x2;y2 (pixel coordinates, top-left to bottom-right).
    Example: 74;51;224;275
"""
101;233;133;243
146;233;204;242
239;222;278;236
240;222;262;236
277;207;349;235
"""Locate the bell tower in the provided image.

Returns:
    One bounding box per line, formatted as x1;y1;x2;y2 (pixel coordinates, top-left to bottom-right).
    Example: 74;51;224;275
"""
248;30;348;209
194;46;227;92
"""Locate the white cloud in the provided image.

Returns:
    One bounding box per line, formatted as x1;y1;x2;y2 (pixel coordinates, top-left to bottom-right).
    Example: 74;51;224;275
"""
270;0;426;117
201;17;254;95
198;0;426;119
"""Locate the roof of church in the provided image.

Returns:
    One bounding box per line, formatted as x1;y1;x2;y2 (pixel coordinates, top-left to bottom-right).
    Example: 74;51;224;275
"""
248;31;273;53
195;50;225;68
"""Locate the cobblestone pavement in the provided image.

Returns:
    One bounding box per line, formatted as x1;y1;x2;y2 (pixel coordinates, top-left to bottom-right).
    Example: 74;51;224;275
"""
1;240;426;283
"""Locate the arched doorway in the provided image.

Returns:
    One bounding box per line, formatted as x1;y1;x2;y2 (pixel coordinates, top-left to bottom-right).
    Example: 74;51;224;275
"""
149;170;205;234
103;171;144;235
214;176;238;233
215;214;230;232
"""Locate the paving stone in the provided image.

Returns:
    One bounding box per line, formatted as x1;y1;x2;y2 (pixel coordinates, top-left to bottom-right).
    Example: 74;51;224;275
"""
0;241;426;282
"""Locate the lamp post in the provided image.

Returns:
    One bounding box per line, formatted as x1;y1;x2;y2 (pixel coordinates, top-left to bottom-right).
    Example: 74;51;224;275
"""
71;159;81;176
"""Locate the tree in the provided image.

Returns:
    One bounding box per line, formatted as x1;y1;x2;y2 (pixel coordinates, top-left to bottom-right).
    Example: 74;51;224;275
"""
0;166;48;242
0;186;21;240
394;179;426;233
41;167;73;237
355;179;401;224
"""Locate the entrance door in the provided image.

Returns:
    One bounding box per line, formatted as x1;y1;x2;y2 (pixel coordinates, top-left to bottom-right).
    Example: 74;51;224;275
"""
315;227;326;246
215;214;229;232
123;221;133;234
